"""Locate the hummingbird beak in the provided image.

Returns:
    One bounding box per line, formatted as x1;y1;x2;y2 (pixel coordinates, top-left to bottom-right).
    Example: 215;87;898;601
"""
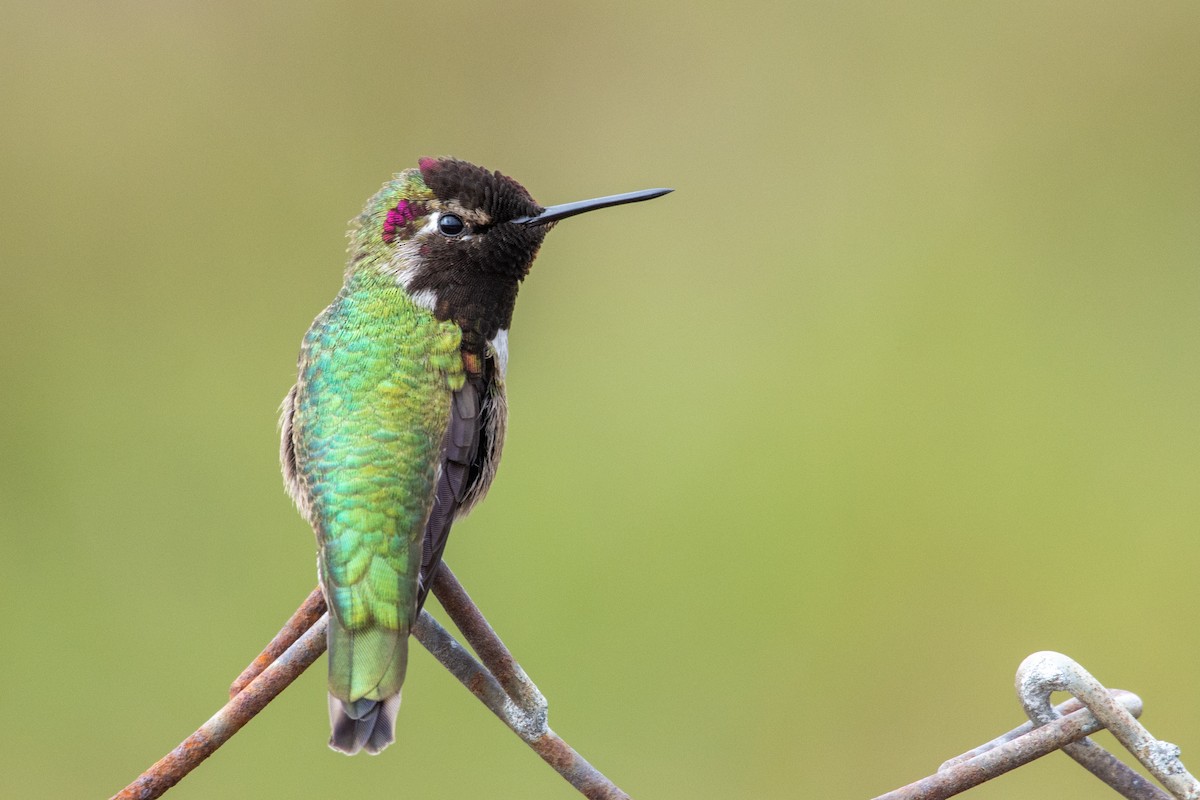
509;187;673;227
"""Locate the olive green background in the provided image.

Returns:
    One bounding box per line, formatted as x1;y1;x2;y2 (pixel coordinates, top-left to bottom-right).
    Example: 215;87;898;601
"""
2;3;1197;798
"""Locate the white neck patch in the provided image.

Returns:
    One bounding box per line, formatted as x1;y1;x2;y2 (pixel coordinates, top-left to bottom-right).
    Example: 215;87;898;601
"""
489;329;510;377
386;215;440;312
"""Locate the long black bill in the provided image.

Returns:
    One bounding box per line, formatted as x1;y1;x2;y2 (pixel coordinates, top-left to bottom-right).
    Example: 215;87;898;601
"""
510;187;673;227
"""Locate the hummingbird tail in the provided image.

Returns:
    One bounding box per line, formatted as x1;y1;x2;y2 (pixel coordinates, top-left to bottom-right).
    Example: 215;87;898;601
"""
328;692;402;755
326;620;408;754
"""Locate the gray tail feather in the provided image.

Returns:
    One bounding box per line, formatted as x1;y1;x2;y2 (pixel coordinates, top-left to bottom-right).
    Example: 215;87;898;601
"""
328;693;402;755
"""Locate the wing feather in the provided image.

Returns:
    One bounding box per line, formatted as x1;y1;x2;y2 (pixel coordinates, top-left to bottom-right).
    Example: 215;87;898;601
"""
417;349;507;609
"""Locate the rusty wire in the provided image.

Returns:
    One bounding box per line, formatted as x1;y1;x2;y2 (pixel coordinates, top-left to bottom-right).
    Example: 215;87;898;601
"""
112;613;327;800
1017;651;1199;800
937;690;1143;771
874;652;1197;800
108;574;1195;800
423;567;630;800
873;691;1145;800
229;587;326;698
110;563;631;800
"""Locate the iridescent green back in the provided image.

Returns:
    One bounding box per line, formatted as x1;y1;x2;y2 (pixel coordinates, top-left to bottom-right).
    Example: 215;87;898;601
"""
293;267;464;701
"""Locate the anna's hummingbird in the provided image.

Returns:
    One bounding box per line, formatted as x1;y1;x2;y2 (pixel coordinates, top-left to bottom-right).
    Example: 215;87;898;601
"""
280;157;670;754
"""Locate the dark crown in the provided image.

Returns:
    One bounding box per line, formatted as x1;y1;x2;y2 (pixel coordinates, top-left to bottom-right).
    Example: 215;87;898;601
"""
418;157;542;223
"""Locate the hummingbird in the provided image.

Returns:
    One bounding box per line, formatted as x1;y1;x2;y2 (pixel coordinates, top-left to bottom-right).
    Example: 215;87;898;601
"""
279;157;671;755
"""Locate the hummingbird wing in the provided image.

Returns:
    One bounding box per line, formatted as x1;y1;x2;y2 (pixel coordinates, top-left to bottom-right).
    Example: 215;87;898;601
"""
417;350;507;609
417;376;481;608
279;384;308;520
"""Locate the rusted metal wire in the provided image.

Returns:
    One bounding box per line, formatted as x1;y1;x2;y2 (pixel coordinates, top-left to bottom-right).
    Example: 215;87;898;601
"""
111;577;1197;800
1017;651;1199;800
111;614;328;800
875;652;1197;800
430;565;546;715
110;563;632;800
229;587;326;697
937;690;1143;770
873;691;1146;800
415;609;631;799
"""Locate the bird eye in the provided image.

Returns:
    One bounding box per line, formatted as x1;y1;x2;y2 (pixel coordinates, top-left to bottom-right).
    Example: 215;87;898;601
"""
437;213;465;237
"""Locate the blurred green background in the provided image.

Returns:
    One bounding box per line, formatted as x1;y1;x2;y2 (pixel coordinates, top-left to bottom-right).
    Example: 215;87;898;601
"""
2;2;1197;798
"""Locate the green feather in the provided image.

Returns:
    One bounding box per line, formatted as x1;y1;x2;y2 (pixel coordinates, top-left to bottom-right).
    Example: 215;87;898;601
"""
293;266;464;706
327;621;407;702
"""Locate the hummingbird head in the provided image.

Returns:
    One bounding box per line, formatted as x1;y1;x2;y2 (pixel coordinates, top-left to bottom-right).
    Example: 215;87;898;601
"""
349;156;671;354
